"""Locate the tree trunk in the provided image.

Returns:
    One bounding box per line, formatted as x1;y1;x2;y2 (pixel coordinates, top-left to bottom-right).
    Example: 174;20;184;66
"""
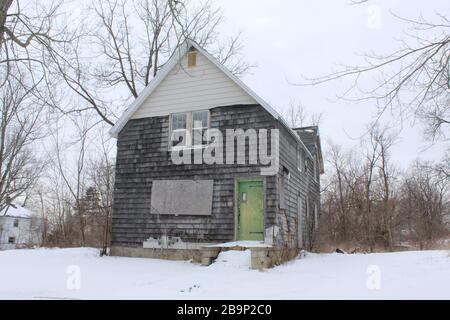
0;0;13;47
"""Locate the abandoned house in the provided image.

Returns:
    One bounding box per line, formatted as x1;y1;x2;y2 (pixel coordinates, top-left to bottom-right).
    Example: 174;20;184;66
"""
109;39;324;267
0;204;44;250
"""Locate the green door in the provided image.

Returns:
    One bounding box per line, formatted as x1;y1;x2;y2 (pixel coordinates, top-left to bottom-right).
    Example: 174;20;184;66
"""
237;180;264;241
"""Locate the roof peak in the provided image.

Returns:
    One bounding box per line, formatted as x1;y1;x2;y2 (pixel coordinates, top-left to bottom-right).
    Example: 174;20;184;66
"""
108;38;313;158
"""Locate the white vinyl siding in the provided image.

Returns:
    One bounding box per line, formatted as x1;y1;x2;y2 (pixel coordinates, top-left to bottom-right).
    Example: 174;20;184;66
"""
131;51;256;119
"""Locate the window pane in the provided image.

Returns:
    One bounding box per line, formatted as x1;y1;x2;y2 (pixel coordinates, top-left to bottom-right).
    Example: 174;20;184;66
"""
172;113;186;130
192;111;208;128
192;128;208;145
171;130;187;147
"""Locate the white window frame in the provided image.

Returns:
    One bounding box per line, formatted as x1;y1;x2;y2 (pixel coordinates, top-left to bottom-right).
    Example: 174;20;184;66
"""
192;110;210;147
169;112;188;149
169;110;210;150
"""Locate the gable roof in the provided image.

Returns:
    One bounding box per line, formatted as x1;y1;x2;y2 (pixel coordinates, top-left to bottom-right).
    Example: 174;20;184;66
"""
109;39;313;158
1;204;34;218
293;126;325;174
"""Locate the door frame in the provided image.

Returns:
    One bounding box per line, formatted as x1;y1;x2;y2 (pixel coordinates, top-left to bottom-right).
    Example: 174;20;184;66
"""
233;177;266;241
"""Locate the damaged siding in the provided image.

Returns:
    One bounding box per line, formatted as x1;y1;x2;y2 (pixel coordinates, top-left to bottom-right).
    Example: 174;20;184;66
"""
275;125;321;249
112;103;321;249
112;104;279;247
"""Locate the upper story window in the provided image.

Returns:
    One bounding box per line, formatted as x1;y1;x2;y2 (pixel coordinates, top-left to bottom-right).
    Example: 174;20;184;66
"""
170;110;209;149
13;219;19;228
192;110;209;146
171;112;187;148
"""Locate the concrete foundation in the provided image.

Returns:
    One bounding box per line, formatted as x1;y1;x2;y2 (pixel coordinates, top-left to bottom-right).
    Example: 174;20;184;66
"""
250;247;300;270
110;246;221;264
110;245;300;269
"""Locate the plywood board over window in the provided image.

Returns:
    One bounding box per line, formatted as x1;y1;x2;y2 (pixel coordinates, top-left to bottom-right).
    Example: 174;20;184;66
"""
187;51;197;68
150;180;213;215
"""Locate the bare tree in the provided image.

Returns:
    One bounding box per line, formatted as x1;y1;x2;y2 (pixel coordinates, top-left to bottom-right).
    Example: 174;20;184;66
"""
399;160;449;248
46;0;251;127
0;0;75;88
0;0;61;49
372;125;398;249
0;72;44;213
87;130;115;254
282;100;323;128
319;135;448;252
49;114;96;246
297;10;450;141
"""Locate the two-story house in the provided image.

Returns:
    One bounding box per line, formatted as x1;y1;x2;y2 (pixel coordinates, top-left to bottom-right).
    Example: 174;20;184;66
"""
109;40;323;265
0;204;44;250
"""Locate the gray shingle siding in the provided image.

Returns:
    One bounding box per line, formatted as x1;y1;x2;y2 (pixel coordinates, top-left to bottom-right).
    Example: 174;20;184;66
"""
112;104;320;249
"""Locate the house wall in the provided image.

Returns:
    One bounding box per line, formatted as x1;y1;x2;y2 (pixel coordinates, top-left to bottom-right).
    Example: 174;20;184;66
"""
131;49;256;119
277;128;321;249
114;104;278;247
113;103;321;250
0;216;44;250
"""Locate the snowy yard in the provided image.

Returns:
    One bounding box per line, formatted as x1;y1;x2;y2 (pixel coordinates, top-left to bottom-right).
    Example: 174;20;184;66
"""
0;248;449;299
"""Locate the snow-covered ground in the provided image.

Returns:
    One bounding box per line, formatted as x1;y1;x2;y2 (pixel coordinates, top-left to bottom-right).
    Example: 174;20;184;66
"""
0;248;449;299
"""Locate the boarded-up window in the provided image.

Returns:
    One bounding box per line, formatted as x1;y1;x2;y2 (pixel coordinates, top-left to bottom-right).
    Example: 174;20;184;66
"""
150;180;213;215
187;51;197;68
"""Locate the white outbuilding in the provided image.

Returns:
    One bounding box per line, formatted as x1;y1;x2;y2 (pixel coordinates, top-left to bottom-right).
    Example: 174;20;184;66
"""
0;204;44;250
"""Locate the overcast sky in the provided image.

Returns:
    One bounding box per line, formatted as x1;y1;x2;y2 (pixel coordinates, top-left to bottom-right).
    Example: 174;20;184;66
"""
215;0;449;167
